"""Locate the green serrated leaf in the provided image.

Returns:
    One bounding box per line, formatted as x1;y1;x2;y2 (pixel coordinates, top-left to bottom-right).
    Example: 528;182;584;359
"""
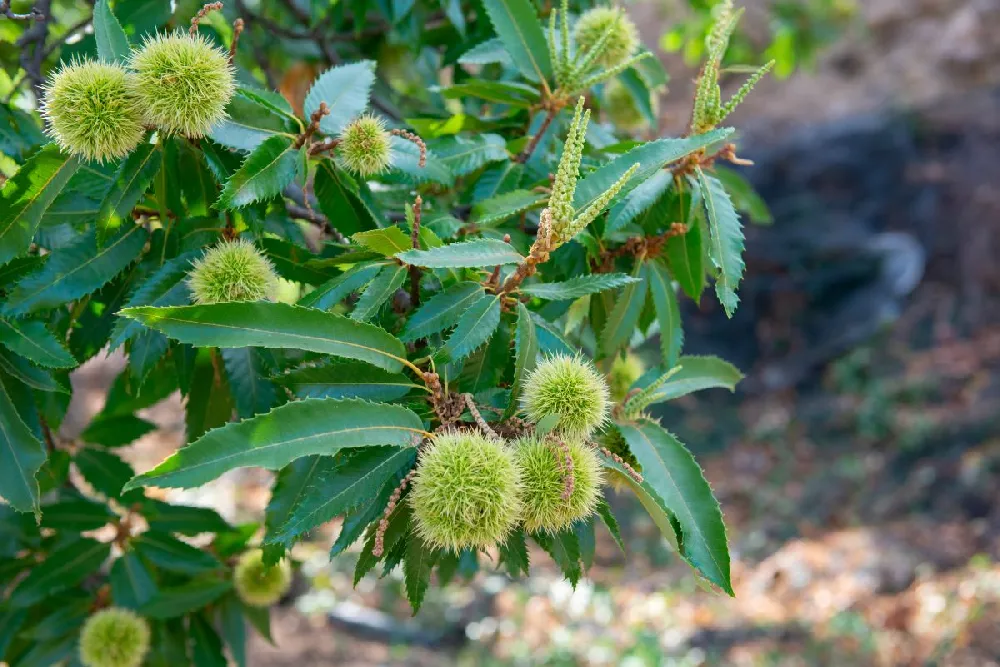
120;302;409;373
0;347;66;393
0;318;76;368
471;189;545;225
430;134;508;177
0;375;46;516
666;202;706;302
0;146;81;266
403;537;438;613
606;170;673;236
216;135;299;210
352;227;413;256
93;0;130;63
397;239;522;268
697;168;744;317
39;499;114;531
10;538;111;607
351;264;406;321
401;281;484;342
191;612;228;667
573;129;732;215
140;577;233;619
221;347;278;419
646;262;683;368
600;261;648;355
498;529;530;577
481;0;552;82
438;81;540;108
520;273;640;300
74;446;142;501
275;359;418;401
3;224;148;316
619;420;732;594
635;355;742;405
218;595;248;667
97;142;161;244
134;531;224;574
533;528;581;586
305;61;377;135
298;262;386;311
505;302;537;418
125;398;425;490
439;294;502;363
210;87;301;152
267;446;415;549
110;551;158;609
595;499;625;552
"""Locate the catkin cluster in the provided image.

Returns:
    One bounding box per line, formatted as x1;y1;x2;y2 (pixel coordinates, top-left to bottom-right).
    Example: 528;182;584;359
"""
410;355;614;552
42;31;234;163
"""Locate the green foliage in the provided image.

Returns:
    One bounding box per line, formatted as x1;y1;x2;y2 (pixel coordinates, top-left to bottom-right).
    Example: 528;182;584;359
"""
0;0;773;649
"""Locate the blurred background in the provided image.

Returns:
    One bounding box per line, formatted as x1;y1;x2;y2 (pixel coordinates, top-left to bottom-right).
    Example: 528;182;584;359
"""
23;0;1000;664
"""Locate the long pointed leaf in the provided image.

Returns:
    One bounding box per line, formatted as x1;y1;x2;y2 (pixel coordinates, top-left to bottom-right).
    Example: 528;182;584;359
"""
124;398;425;490
0;373;47;515
697;167;744;317
120;302;408;373
619;420;732;594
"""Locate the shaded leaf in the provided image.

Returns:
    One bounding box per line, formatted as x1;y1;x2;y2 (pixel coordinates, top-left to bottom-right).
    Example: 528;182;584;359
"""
221;347;278;419
210;87;301;151
635;355;742;404
403;537;438;613
481;0;552;82
97;142;161;244
498;529;529;577
298;262;385;311
401;281;484;342
0;375;46;515
646;262;683;368
0;318;76;368
505;302;537;418
110;551;158;609
351;264;406;321
10;538;110;607
141;577;233;619
521;273;640;300
600;262;648;355
0;146;81;266
471;189;545;225
606;170;673;236
2;224;148;316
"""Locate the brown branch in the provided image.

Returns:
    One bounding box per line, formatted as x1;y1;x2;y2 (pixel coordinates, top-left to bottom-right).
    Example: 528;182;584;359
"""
15;0;51;99
498;208;555;296
515;107;557;164
190;2;223;36
592;223;688;272
1;0;43;20
294;101;329;149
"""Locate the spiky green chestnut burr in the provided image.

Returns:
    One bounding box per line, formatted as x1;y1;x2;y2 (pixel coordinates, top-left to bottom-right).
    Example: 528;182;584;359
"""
521;354;610;440
410;431;522;552
515;435;604;532
573;7;639;69
79;607;150;667
608;352;644;402
131;32;235;137
233;549;293;607
187;239;278;304
603;78;655;132
41;60;145;163
339;114;393;177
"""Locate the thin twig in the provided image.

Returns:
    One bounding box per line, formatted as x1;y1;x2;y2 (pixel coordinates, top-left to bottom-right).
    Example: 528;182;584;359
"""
15;0;51;99
515;107;557;164
0;0;43;20
389;129;426;168
190;1;223;36
464;394;499;440
294;101;329;149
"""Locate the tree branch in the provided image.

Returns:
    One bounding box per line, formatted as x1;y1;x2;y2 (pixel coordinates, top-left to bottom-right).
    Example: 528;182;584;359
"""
1;0;44;20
